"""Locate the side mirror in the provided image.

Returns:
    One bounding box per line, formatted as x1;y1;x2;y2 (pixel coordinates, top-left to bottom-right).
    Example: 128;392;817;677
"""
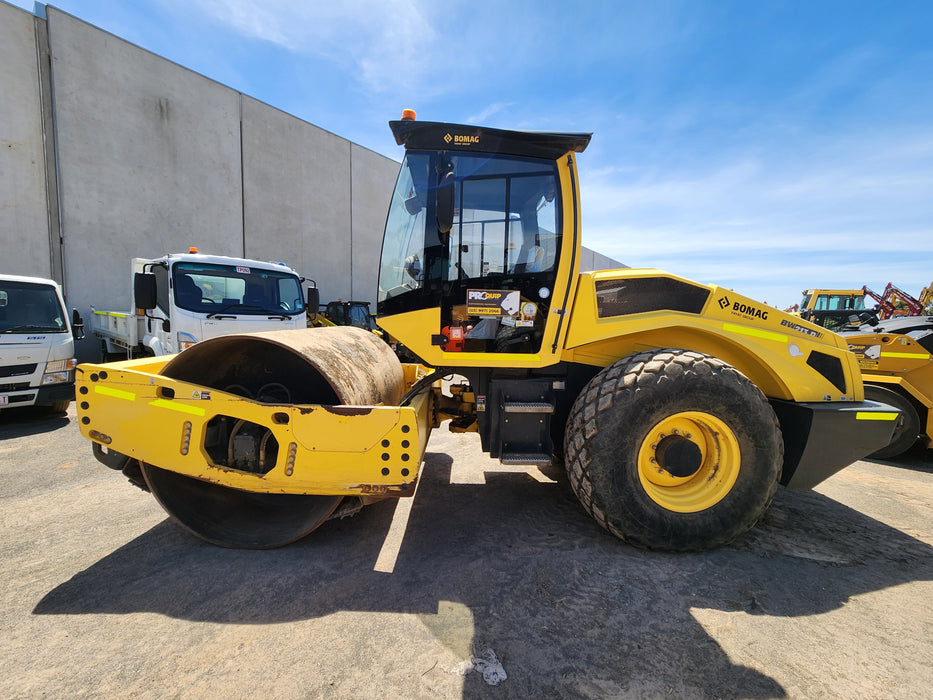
436;170;455;236
404;254;421;280
306;284;320;312
405;190;426;215
134;273;157;310
71;308;85;340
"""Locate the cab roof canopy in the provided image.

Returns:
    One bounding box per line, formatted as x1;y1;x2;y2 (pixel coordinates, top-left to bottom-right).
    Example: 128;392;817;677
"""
390;119;592;160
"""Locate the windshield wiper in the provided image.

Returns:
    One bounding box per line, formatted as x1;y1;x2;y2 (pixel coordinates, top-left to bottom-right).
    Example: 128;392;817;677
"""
1;324;62;333
206;304;291;320
253;309;292;320
206;304;242;319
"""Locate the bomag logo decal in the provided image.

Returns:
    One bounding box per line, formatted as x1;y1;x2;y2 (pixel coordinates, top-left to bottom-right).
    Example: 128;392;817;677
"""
719;295;769;320
733;302;769;320
444;133;479;145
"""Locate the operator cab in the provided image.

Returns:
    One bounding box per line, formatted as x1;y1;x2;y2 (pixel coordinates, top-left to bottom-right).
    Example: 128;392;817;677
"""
377;116;591;356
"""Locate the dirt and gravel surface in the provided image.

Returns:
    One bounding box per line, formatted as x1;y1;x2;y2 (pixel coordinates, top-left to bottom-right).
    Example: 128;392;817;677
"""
1;403;931;699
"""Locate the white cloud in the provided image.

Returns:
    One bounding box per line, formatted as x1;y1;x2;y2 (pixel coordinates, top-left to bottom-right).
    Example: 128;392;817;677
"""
577;122;933;307
466;102;515;125
184;0;438;93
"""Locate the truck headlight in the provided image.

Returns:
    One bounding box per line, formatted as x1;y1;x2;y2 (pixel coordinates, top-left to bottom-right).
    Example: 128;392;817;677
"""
178;332;199;351
46;358;77;373
43;358;76;384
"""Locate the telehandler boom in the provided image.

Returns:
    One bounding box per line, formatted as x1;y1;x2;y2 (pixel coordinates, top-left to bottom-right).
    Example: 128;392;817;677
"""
77;113;899;551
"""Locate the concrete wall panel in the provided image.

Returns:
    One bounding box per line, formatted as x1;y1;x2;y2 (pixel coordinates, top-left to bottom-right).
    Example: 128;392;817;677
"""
595;250;626;271
0;3;52;279
47;8;243;314
242;96;353;302
350;143;400;303
581;247;626;272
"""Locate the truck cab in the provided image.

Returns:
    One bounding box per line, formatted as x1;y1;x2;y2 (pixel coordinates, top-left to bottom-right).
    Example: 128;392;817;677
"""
94;252;309;359
0;274;84;413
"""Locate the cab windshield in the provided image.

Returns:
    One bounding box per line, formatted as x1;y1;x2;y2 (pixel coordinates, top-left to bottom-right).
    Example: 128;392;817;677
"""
0;280;67;333
812;293;865;311
172;262;304;315
377;150;562;354
378;152;560;312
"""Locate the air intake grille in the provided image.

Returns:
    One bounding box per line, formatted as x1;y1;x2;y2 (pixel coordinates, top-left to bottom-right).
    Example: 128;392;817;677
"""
0;363;37;378
806;351;846;393
0;382;32;392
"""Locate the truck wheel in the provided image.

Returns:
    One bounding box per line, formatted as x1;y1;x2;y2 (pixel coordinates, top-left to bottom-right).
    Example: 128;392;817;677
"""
46;400;70;414
864;384;920;459
564;348;782;551
99;340;124;363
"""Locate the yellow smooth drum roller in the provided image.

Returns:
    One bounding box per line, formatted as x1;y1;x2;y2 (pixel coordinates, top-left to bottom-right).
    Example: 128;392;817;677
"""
141;326;405;549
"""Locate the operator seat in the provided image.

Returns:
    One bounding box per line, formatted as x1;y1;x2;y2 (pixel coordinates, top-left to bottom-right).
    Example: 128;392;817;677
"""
244;287;266;308
176;275;203;307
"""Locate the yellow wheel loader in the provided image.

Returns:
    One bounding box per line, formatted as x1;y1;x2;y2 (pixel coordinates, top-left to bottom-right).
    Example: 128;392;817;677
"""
76;113;900;552
797;288;867;331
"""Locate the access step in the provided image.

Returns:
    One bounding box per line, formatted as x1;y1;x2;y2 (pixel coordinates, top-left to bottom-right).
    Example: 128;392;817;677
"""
499;453;553;466
503;401;555;414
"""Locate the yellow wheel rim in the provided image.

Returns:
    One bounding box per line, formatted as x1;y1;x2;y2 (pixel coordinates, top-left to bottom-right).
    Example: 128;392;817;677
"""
637;411;741;513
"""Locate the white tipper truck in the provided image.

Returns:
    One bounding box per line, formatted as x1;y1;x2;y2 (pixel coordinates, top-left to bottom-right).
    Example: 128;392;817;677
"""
0;274;85;413
92;250;316;359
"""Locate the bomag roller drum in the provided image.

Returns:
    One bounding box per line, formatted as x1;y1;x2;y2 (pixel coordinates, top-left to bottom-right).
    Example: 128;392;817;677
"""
134;326;405;548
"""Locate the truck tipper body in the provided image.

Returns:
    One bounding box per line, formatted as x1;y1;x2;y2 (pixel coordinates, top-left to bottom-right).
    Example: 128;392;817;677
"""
92;252;309;359
0;274;84;412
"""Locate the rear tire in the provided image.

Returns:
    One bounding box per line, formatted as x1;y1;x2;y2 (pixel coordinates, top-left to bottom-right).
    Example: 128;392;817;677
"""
864;384;920;459
564;348;782;551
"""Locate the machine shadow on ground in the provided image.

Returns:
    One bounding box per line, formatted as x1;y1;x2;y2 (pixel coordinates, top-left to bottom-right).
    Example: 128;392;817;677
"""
868;443;933;473
32;445;933;698
0;406;71;438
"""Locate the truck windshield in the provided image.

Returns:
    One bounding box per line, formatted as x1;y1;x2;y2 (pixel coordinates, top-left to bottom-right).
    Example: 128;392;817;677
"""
172;262;304;315
0;280;67;333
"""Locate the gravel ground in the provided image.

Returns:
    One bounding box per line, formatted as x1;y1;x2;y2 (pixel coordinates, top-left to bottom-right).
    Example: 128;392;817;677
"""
1;403;931;699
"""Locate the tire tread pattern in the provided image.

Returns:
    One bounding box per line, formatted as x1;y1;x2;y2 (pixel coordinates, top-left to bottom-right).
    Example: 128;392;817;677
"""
564;348;782;551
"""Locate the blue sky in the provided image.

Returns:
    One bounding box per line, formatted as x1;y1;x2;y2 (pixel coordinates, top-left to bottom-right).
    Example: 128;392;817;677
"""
10;0;933;309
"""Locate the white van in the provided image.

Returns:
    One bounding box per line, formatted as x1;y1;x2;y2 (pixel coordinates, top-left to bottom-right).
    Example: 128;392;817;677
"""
0;274;84;413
